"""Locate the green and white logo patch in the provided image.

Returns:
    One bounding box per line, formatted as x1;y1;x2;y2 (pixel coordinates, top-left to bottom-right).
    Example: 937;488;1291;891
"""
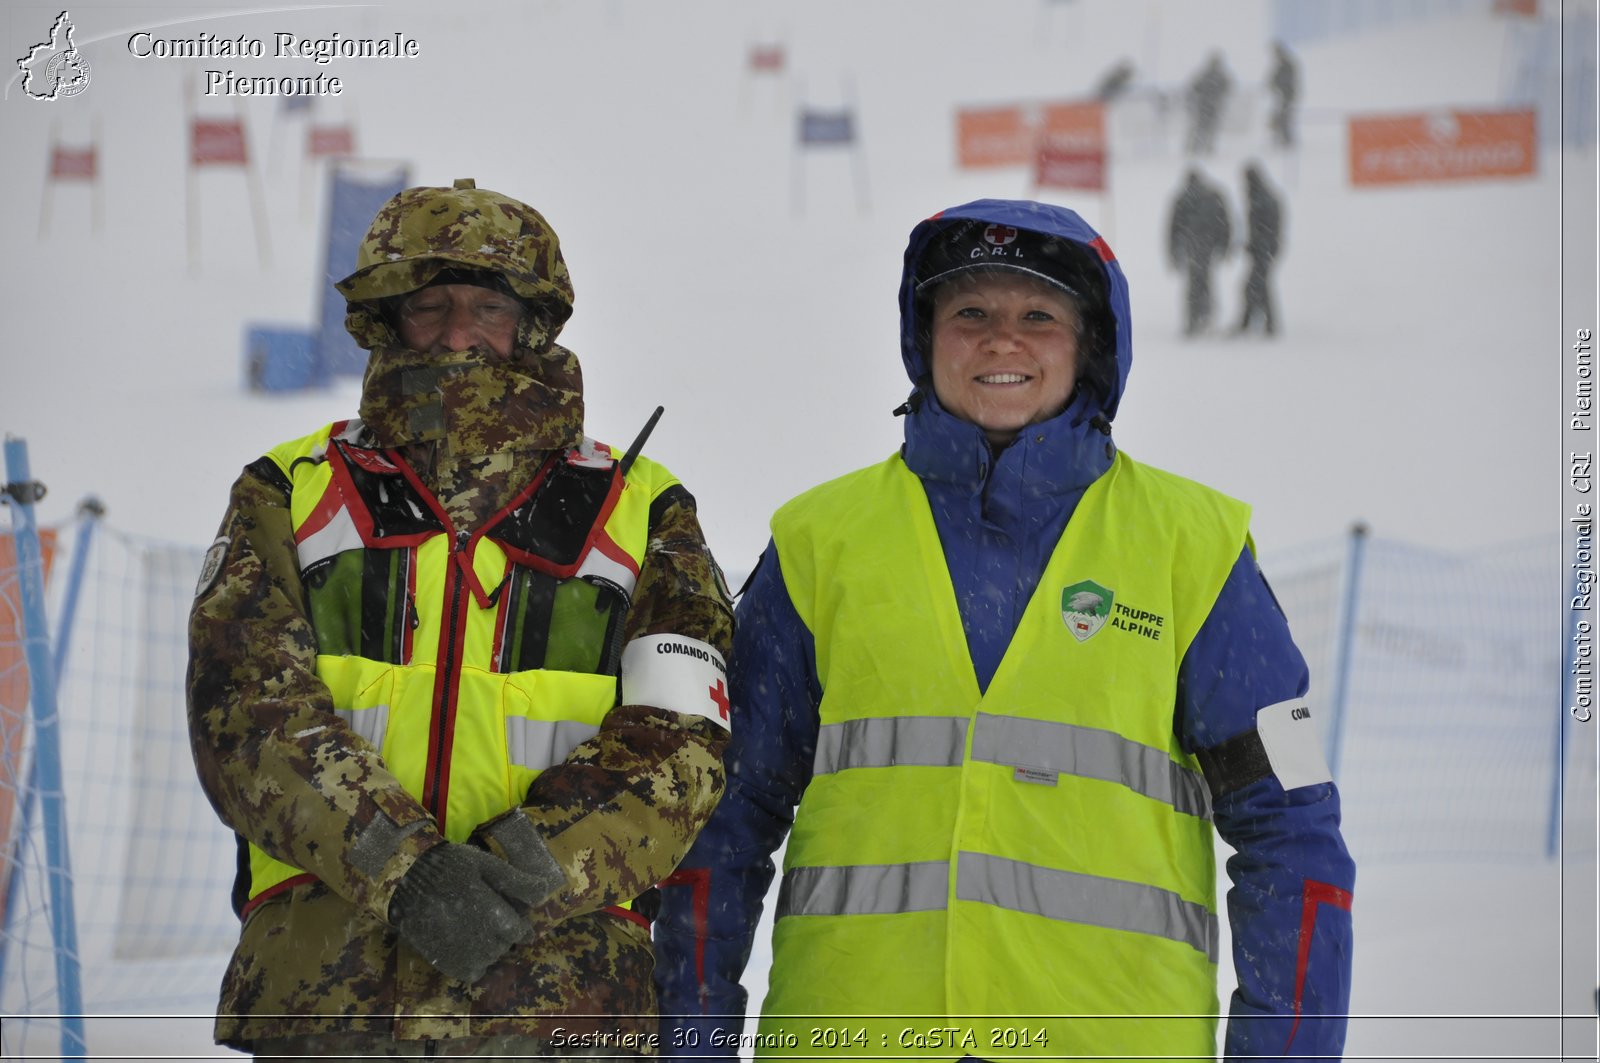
1061;579;1114;642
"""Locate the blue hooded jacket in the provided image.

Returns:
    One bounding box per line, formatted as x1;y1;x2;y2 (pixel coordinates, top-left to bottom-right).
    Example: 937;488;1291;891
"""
654;201;1355;1062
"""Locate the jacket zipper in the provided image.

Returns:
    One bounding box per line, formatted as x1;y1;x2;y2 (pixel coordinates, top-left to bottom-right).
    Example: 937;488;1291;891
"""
423;528;471;829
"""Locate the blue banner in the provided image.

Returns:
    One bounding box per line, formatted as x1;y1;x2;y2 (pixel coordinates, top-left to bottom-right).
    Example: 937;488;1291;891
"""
316;162;410;378
799;109;856;146
243;325;320;392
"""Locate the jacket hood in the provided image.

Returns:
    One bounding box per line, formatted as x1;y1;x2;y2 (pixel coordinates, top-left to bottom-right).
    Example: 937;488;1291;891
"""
899;199;1133;421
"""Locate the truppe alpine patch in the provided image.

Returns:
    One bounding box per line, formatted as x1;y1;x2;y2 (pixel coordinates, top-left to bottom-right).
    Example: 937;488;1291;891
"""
1061;580;1114;642
1061;579;1168;643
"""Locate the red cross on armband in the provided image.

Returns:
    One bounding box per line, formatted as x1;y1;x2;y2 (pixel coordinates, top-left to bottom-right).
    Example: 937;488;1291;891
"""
709;679;730;721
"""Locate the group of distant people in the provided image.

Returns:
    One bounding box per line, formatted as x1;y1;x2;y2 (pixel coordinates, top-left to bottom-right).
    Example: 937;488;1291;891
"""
1092;44;1299;338
1180;41;1300;155
1165;43;1296;338
1168;162;1285;338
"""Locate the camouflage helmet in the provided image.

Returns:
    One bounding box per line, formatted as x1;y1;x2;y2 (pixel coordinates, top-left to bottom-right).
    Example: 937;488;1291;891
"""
336;178;574;330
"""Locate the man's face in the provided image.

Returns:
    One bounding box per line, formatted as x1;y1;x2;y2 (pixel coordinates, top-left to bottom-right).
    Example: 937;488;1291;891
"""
396;283;525;359
929;271;1081;446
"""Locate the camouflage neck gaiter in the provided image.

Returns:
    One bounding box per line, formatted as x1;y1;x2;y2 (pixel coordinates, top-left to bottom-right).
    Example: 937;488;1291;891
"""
358;344;584;459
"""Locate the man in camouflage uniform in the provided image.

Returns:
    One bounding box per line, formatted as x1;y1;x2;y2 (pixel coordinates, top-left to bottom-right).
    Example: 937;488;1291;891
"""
187;179;734;1060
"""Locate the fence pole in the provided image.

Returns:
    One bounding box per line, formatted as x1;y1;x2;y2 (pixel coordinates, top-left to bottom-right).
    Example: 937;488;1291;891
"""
1325;522;1368;782
2;437;87;1058
50;499;102;683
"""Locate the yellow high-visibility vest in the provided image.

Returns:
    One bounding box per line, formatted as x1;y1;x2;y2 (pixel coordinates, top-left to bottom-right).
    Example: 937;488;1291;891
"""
759;450;1249;1061
244;422;672;907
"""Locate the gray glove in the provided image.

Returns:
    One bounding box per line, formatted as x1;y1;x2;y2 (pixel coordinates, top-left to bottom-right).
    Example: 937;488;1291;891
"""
388;842;555;983
472;811;566;893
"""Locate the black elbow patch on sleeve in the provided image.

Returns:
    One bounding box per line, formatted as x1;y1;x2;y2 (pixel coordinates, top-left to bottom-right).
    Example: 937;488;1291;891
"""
247;456;294;497
1195;728;1274;799
648;484;696;529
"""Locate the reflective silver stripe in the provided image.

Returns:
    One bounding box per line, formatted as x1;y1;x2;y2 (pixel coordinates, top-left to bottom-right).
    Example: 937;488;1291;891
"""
505;718;600;771
812;716;968;776
334;705;389;750
956;851;1218;961
971;712;1211;820
776;861;950;919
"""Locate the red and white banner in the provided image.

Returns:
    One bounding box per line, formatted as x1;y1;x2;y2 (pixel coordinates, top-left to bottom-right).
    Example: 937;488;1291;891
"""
1035;145;1106;191
191;118;248;167
1349;109;1536;186
49;145;97;181
748;43;784;73
1034;101;1106;190
307;124;355;159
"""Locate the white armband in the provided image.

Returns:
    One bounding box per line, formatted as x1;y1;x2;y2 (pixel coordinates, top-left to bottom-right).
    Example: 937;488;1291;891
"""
1256;699;1333;791
619;634;731;732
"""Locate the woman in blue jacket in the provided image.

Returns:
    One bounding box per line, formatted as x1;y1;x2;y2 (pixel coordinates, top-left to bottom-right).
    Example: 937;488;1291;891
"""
655;200;1354;1062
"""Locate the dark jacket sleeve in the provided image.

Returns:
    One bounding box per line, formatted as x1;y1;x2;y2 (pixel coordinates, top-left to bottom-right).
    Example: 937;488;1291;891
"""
186;459;446;924
654;540;820;1059
1179;548;1356;1062
503;481;737;927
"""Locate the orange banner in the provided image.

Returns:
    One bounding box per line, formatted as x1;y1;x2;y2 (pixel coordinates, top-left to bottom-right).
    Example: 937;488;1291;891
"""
957;106;1033;168
1349;109;1536;186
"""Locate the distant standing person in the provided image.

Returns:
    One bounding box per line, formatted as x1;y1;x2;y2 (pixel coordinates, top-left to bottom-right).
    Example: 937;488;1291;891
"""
1168;167;1233;337
1269;41;1300;148
1185;51;1232;155
1235;163;1285;337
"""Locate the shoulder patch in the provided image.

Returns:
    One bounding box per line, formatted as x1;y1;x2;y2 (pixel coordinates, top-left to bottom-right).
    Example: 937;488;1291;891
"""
195;536;230;598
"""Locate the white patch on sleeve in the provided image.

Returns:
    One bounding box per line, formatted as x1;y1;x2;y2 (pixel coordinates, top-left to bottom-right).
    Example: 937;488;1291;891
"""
195;537;229;598
1256;699;1333;791
620;634;731;732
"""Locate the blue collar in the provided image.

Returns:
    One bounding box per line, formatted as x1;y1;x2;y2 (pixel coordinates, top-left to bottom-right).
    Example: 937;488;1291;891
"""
901;388;1114;499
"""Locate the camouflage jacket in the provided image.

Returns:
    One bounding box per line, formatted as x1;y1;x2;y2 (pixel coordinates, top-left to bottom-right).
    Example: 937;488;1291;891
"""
186;425;733;1052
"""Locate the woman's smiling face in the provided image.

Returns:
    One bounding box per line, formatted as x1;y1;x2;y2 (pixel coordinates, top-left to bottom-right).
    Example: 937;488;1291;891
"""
929;270;1081;445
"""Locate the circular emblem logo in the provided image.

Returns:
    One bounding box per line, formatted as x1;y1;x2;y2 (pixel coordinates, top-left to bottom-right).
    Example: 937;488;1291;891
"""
46;50;92;98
